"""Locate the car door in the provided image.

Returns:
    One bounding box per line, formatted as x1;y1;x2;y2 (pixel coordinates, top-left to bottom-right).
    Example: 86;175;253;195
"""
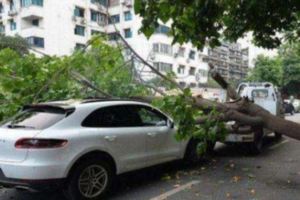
135;105;182;165
82;105;149;172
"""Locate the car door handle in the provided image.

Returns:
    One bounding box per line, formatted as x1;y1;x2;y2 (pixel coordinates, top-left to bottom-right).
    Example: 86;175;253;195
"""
104;136;116;142
147;132;157;137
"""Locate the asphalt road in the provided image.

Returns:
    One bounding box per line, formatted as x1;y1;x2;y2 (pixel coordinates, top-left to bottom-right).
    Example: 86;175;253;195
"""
1;114;300;200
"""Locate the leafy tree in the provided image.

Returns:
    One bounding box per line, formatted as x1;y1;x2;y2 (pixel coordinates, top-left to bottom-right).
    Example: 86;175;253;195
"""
0;34;29;55
0;36;149;121
279;42;300;96
247;55;283;87
134;0;300;49
246;41;300;97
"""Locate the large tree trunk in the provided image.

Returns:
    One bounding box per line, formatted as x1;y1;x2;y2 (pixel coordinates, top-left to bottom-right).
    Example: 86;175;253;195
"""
136;64;300;140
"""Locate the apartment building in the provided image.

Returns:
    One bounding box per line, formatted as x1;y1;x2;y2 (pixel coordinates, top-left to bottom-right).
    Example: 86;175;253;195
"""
204;42;249;82
0;0;248;87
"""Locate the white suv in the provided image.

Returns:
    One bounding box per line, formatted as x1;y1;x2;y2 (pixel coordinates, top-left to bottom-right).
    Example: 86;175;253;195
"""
0;99;201;200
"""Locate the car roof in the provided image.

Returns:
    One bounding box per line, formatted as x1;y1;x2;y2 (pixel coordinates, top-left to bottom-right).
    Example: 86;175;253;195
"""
26;98;152;111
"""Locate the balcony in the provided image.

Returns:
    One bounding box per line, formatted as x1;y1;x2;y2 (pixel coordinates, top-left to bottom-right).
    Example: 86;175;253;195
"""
20;26;44;38
8;10;18;17
20;6;43;20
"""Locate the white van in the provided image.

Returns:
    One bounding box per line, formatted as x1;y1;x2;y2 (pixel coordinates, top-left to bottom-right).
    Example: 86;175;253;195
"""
224;82;284;154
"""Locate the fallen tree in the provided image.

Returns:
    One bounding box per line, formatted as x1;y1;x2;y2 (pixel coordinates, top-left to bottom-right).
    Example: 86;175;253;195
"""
137;63;300;143
116;33;300;145
203;64;300;139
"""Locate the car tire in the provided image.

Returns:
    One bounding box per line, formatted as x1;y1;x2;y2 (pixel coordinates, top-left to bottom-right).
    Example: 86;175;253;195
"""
247;129;264;155
206;141;216;154
183;139;203;164
63;158;114;200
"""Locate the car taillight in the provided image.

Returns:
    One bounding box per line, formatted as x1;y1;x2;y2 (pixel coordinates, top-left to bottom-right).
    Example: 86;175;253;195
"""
15;138;68;149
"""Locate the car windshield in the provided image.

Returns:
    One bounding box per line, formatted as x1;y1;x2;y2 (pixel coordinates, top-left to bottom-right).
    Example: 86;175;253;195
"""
4;108;67;130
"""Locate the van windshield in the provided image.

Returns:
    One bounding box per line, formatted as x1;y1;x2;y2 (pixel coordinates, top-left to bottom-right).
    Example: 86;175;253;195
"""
252;89;269;99
4;108;67;130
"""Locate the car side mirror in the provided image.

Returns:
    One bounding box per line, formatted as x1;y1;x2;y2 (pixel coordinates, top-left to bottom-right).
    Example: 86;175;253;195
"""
167;119;175;129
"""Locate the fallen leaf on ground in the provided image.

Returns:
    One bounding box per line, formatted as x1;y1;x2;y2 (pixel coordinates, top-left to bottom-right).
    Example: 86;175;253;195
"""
232;176;241;183
161;174;172;181
242;168;250;172
247;173;256;178
250;189;256;195
226;192;231;198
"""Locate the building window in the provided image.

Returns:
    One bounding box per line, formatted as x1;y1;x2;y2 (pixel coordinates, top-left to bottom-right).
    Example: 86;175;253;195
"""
124;11;132;21
177;65;185;74
91;0;108;7
124;28;132;38
177;47;185;57
108;32;119;41
189;50;196;60
91;10;99;22
99;13;107;25
109;0;120;7
189;83;197;88
74;25;85;36
27;36;44;48
10;20;16;31
32;19;39;26
179;82;186;88
75;43;86;50
0;3;3;13
155;24;170;35
91;30;102;35
21;0;43;7
0;24;5;33
154;62;173;73
153;43;172;56
108;14;120;24
9;0;14;11
198;69;208;77
189;67;196;75
74;6;85;18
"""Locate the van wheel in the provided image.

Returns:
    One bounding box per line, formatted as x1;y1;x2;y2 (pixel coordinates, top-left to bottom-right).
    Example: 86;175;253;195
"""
247;129;264;155
63;158;113;200
274;132;282;140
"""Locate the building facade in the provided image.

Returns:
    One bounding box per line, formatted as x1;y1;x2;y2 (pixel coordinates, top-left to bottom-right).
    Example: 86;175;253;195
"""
0;0;249;86
204;42;249;82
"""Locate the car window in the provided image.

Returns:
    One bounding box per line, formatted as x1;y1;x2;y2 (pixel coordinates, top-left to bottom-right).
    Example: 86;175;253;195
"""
82;105;142;128
4;108;66;130
252;89;269;99
137;106;167;127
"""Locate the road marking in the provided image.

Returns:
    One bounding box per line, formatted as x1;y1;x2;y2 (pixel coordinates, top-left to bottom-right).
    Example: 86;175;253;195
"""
269;139;289;150
150;180;200;200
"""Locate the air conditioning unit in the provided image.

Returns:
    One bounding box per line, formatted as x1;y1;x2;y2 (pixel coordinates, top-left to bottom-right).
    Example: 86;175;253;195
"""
149;53;156;61
97;21;106;26
80;18;87;25
72;15;77;22
8;10;18;16
96;3;106;12
122;0;132;7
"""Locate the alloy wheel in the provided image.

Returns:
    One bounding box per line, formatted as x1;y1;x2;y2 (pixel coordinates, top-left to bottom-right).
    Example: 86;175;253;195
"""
78;165;108;198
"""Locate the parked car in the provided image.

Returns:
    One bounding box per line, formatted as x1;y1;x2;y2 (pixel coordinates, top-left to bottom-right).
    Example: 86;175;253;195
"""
283;101;295;115
0;99;203;200
293;99;300;113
